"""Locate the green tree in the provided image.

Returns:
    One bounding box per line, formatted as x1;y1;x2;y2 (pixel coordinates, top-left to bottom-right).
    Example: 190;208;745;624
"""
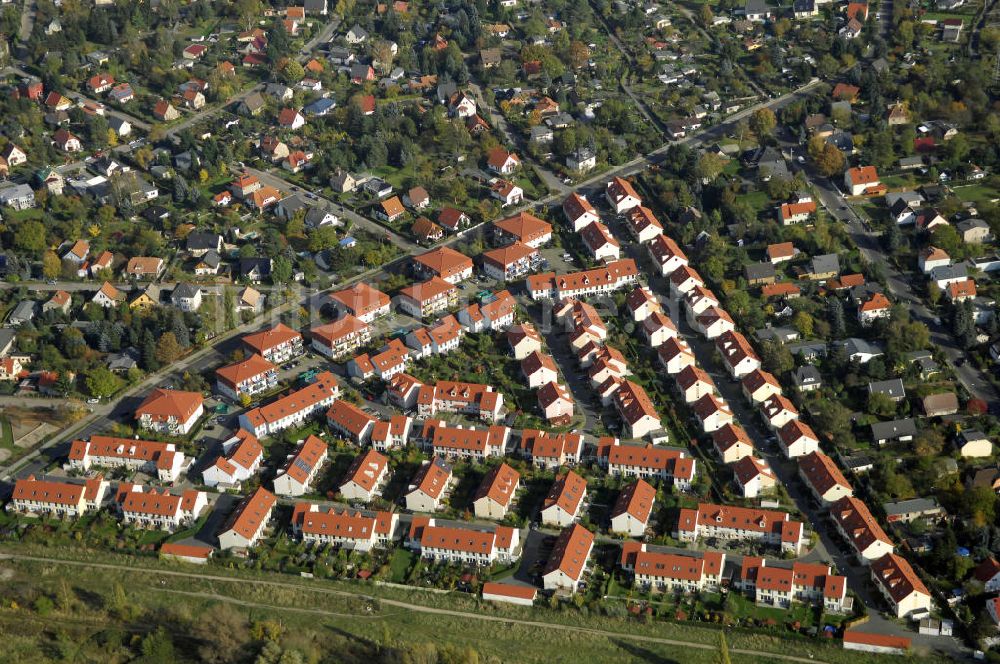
155;332;182;364
280;60;305;84
695;153;727;183
85;367;121;398
930;224;962;257
42;250;62;279
14;219;46;253
138;627;176;664
867;391;897;417
792;311;814;338
271;256;293;284
750;108;776;137
699;3;714;27
715;632;732;664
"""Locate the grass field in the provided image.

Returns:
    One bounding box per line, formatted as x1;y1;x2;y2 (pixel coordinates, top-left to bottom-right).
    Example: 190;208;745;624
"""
0;544;946;664
0;417;13;449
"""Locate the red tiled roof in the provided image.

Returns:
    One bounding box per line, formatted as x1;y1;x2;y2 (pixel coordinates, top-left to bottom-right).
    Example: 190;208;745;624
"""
135;389;203;424
543;523;594;581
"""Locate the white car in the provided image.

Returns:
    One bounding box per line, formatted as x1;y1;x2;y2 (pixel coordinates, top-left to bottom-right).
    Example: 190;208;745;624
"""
87;398;100;404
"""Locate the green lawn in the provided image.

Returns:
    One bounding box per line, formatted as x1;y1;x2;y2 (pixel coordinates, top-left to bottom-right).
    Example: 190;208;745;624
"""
0;417;13;449
952;183;1000;205
388;548;417;583
725;592;819;629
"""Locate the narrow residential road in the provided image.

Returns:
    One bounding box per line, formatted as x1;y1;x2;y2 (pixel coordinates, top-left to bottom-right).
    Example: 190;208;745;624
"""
466;82;572;198
0;551;847;664
17;0;35;43
166;16;340;142
64;91;153;132
245;166;419;253
786;151;1000;412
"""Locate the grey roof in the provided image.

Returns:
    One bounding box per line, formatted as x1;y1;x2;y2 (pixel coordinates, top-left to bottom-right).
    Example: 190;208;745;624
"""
241;91;265;111
186;232;221;252
264;83;292;99
350;63;371;79
304;207;337;226
792;364;822;387
744;262;776;281
0;327;15;351
886;191;924;207
198;250;221;268
239;257;272;277
754;326;799;343
107;347;140;372
172;283;200;300
957;218;989;232
961;429;989;443
9;300;37;323
786;340;828;359
745;0;769;14
869;378;905;399
810;253;840;275
883;497;941;516
436;81;458;103
871;418;917;441
0;183;34;202
825;132;854;152
277;194;310;216
899;156;924;168
929;263;967;282
842;337;884;359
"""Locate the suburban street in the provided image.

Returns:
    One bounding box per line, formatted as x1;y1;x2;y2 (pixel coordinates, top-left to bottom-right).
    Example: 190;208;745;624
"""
780;134;1000;412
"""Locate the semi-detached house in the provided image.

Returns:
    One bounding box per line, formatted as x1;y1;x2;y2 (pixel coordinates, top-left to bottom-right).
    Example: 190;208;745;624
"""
712;423;755;464
405;457;453;512
543;523;595;593
647;234;688;276
610;479;656;537
201;430;264;489
472;462;520;519
272;435;328;497
540;470;587;527
218;487;277;550
338;448;390;502
870;552;932;618
798;451;853;504
830;496;894;563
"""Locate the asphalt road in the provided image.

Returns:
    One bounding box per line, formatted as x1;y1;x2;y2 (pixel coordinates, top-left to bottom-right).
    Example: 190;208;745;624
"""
781;138;1000;411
